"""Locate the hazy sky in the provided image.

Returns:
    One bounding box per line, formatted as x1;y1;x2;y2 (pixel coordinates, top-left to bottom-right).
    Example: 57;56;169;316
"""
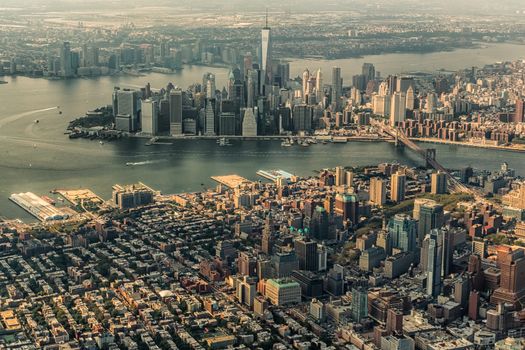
2;0;524;15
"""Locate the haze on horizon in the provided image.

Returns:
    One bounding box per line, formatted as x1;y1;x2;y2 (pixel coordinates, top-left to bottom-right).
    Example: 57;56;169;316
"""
2;0;525;16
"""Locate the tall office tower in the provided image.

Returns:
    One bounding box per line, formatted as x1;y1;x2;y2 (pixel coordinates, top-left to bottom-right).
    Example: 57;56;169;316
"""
388;214;417;254
390;171;406;203
247;69;258;108
203;73;216;99
219;112;236;136
169;90;183;135
422;229;444;296
441;227;454;277
370;177;387;207
352;287;368;323
115;89;141;132
204;100;215;136
417;201;444;248
390;92;406;127
302;69;310;100
387;76;398;95
491;246;525;308
426;92;437;113
60;41;73;78
310;206;329;240
141;99;158;135
261;12;272;85
335;193;359;225
431;171;447;194
241;108;257;137
243;53;253;78
372;95;390;117
514;98;524;123
331;67;342;111
295;238;318;271
362;63;375;85
292;104;313;132
396;77;414;93
335;166;345;186
315;69;323;102
405;86;415;111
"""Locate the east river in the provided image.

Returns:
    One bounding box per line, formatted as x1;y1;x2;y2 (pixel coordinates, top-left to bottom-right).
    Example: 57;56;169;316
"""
0;43;524;220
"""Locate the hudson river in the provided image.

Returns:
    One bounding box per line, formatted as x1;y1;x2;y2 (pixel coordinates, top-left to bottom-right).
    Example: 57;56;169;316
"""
1;43;524;220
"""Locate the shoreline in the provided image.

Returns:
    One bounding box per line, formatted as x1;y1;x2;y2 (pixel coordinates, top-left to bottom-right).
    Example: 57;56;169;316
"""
410;137;525;154
71;131;525;153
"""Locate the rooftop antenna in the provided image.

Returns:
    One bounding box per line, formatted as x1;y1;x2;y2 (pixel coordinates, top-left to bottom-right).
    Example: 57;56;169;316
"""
265;7;269;29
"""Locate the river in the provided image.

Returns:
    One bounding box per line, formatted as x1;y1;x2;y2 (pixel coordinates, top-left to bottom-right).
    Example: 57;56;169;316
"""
0;43;524;220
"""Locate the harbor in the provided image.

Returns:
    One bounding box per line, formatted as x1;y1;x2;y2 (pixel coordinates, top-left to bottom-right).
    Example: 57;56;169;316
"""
9;192;69;221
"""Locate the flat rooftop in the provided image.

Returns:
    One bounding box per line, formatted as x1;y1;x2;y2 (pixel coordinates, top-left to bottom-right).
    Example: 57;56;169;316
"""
211;175;252;188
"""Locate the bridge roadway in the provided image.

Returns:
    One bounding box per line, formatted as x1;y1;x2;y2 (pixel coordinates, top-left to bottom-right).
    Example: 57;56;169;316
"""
371;119;477;196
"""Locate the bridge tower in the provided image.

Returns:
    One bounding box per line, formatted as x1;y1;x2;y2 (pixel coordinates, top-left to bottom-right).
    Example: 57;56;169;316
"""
425;148;436;167
395;129;399;147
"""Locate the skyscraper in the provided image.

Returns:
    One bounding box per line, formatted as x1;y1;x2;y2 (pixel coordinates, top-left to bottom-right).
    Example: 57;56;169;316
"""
362;63;375;85
423;229;444;296
295;238;318;271
335;193;359;226
490;246;525;308
204;100;215;136
431;171;447;194
60;41;73;78
370;177;387;207
241;108;257;136
141;99;158;136
352;287;368;323
331;67;342;111
390;92;406;127
261;11;272;85
115;89;140;132
315;69;323;102
514;98;524;123
388;214;417;254
292;104;313;132
335;166;345;186
390;171;406;203
417;201;444;248
169;90;183;135
405;86;415;111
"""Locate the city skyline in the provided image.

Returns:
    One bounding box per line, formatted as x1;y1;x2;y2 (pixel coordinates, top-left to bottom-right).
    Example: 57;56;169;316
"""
1;3;525;350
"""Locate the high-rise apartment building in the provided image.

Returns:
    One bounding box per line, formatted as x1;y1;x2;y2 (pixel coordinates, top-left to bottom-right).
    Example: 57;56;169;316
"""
431;171;447;195
390;171;406;203
370;177;387;207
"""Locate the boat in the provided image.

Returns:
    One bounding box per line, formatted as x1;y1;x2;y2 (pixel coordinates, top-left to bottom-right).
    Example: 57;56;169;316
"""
58;111;62;115
145;137;159;146
217;137;231;147
99;141;104;145
281;139;292;147
34;119;39;124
